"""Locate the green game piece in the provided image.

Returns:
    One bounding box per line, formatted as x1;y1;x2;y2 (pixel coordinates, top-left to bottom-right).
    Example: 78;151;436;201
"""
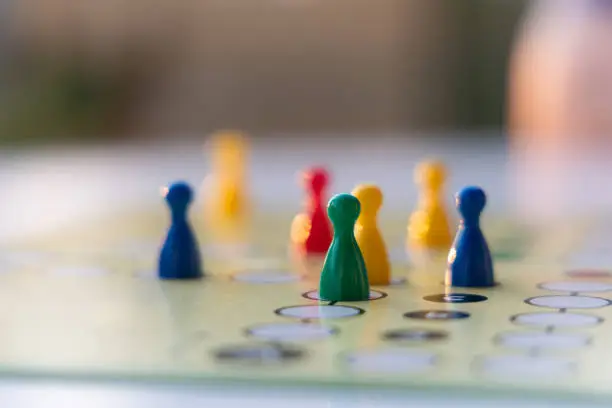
319;193;370;301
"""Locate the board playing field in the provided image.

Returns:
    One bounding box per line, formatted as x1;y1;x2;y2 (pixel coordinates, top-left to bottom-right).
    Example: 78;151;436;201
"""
1;204;612;403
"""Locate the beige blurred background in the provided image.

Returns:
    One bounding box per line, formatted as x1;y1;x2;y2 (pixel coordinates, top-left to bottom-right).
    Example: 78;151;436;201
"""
4;0;612;233
0;0;526;144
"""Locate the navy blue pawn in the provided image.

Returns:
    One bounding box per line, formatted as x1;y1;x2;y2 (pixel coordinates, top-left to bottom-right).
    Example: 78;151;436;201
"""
445;186;494;287
158;182;203;280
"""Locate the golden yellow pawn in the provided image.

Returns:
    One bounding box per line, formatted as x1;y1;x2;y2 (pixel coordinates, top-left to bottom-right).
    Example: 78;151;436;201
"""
352;184;390;286
290;213;310;249
202;130;250;241
407;160;452;251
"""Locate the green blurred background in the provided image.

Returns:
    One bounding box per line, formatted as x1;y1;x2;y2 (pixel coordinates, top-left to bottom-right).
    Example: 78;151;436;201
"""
0;0;528;145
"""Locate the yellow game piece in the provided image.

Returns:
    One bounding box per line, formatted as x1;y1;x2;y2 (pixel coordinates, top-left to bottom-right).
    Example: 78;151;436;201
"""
352;184;390;286
290;213;311;248
407;160;452;251
202;130;250;240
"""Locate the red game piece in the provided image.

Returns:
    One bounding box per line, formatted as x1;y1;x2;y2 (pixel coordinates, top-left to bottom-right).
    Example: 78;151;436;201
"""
302;167;333;255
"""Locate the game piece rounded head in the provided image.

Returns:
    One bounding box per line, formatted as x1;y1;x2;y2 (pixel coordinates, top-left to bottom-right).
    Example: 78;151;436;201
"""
351;184;382;216
327;193;361;232
303;167;329;196
415;160;446;190
164;182;193;207
456;186;486;224
210;130;247;150
209;130;248;173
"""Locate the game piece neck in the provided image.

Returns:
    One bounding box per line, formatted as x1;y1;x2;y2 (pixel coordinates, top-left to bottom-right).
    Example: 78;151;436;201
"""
309;186;325;202
458;206;482;228
357;213;377;228
423;184;442;195
171;206;188;223
420;190;441;207
336;225;357;237
305;167;329;197
460;215;480;228
356;204;378;228
331;216;358;235
165;182;193;223
308;192;324;209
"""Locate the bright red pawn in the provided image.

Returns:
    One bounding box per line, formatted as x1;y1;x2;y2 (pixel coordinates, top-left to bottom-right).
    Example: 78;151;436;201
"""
302;167;333;255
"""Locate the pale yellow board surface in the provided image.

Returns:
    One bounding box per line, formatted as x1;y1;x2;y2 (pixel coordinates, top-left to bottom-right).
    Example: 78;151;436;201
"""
1;208;611;401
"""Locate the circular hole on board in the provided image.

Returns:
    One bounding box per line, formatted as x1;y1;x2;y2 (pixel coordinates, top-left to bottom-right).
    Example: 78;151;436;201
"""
565;269;612;279
344;349;436;374
510;312;603;328
245;323;337;341
495;331;591;350
275;305;365;320
302;290;387;301
476;355;575;378
213;343;305;365
404;310;470;321
525;295;611;309
539;281;612;293
232;271;298;284
382;328;449;343
423;293;488;304
50;266;110;277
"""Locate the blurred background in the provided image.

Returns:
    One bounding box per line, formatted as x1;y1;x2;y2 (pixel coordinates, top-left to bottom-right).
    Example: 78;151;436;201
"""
0;0;528;144
4;0;612;236
3;2;612;405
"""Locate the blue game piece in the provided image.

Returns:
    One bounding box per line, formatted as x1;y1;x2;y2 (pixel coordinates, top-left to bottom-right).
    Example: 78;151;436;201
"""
445;186;494;287
158;182;203;280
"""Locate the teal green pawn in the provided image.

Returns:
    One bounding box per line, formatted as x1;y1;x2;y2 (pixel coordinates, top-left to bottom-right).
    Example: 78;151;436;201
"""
319;194;370;301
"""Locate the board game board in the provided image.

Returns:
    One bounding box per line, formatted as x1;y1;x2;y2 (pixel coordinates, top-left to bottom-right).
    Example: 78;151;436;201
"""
2;202;612;404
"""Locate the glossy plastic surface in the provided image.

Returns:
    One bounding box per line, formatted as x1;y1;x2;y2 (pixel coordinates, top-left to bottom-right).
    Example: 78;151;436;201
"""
352;184;390;285
291;167;333;255
158;182;203;280
408;160;452;251
202;131;250;242
319;193;370;301
445;186;494;287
